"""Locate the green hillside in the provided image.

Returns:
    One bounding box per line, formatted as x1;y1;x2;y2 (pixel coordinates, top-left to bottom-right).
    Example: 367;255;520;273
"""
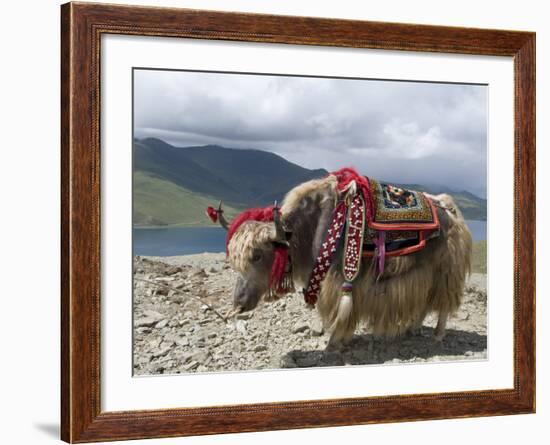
133;171;242;227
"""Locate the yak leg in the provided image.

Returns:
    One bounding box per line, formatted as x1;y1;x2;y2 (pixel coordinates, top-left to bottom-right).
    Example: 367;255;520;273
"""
408;308;429;336
434;309;448;341
325;335;342;351
326;334;346;351
326;332;353;351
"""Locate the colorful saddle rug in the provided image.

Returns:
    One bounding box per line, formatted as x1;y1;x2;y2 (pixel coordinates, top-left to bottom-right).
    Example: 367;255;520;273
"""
363;179;440;258
368;179;439;228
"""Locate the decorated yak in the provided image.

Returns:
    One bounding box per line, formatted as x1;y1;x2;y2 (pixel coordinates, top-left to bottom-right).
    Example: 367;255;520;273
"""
206;168;472;348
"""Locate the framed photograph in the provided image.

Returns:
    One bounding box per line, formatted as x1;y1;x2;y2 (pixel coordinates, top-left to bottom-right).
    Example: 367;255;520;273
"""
61;2;535;442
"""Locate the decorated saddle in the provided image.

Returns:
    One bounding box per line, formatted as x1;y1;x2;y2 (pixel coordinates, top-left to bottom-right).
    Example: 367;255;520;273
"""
363;179;440;257
303;168;440;305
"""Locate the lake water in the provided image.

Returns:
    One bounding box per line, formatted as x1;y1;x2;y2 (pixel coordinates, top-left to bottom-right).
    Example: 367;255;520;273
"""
466;220;487;242
133;227;227;256
134;220;487;257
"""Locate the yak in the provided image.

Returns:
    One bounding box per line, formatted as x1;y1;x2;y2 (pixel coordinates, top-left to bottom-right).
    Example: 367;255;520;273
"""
208;169;472;349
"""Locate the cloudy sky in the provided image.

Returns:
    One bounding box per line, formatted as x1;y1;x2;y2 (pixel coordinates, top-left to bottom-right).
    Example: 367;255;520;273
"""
134;69;487;197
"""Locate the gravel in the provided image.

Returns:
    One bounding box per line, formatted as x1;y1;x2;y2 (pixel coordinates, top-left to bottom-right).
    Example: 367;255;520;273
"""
133;254;487;376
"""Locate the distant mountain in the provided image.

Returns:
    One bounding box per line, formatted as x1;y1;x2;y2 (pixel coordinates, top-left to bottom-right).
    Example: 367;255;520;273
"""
135;138;327;207
133;138;486;226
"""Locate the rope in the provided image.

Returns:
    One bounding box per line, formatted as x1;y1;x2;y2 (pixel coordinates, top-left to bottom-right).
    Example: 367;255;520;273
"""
134;277;228;323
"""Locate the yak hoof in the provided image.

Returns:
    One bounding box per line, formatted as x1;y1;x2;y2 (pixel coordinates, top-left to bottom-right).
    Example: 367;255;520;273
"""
326;334;352;351
407;326;423;337
325;339;342;352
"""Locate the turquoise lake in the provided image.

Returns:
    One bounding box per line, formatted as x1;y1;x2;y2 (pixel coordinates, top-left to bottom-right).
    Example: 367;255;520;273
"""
133;220;486;257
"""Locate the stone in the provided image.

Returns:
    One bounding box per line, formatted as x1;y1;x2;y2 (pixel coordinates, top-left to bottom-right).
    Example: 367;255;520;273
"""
310;319;324;336
191;350;210;363
253;345;267;353
148;338;162;349
235;320;247;335
136;327;151;334
183;361;199;371
165;266;182;276
236;312;253;320
163;333;179;343
292;323;310;334
155;319;168;329
191;269;207;278
152;346;172;358
135;354;152;365
154;287;169;296
160;340;175;349
143;310;164;319
176;337;190;347
135;317;162;328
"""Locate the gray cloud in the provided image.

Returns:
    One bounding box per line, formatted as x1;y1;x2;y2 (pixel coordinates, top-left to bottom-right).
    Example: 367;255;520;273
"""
134;69;487;197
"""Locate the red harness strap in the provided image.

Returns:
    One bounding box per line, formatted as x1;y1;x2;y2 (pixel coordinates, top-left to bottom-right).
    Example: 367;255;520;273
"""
303;200;347;305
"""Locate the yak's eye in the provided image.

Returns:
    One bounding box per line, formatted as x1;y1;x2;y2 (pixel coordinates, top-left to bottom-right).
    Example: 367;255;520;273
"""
251;250;263;262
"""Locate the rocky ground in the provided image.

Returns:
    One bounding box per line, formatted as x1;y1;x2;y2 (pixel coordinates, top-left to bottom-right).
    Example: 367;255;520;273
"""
133;253;487;376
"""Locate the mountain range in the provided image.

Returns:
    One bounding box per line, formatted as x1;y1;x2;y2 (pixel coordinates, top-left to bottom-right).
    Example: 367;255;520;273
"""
133;138;486;227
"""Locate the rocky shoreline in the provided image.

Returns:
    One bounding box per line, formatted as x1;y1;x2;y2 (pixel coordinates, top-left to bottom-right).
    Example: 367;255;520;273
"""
133;253;487;376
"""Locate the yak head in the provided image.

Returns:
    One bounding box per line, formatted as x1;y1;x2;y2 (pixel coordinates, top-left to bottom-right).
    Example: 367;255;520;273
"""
210;202;292;313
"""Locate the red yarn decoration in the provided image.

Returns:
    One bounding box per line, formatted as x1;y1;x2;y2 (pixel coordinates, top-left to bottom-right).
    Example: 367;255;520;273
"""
205;206;218;223
226;206;275;250
330;167;375;221
270;245;289;291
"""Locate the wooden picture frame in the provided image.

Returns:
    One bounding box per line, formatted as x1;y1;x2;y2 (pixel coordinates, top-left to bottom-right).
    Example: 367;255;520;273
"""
61;2;535;442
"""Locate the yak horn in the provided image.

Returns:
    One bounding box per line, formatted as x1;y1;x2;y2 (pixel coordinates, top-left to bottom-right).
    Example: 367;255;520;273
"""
272;201;287;243
218;201;229;230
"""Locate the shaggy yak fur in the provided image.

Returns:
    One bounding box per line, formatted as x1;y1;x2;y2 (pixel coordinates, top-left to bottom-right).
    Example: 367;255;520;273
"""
227;175;473;346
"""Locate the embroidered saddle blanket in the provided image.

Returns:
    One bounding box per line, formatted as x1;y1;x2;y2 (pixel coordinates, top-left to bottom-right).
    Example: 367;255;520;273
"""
363;179;440;257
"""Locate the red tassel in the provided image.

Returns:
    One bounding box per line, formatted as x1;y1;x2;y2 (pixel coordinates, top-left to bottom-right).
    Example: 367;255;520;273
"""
226;206;275;251
206;206;218;223
270;245;289;291
330;167;375;221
